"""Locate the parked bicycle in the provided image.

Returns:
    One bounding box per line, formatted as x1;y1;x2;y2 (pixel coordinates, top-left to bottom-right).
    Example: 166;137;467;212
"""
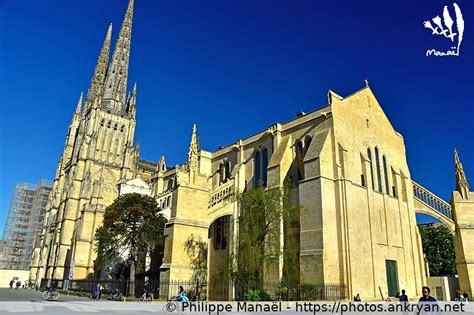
108;289;124;301
139;288;153;302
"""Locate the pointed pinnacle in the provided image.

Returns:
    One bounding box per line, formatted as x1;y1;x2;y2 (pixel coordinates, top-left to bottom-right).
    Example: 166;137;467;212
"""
132;82;137;95
75;92;83;114
105;23;112;43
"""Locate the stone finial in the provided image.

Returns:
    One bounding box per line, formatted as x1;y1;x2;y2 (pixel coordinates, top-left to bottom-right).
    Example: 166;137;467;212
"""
455;149;470;199
188;124;199;172
364;79;369;87
75;92;83;115
158;155;166;172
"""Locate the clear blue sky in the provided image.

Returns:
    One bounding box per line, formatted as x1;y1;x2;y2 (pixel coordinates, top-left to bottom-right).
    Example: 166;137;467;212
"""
0;0;472;234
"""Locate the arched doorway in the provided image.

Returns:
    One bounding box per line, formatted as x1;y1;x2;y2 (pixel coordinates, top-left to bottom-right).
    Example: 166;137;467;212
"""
208;215;231;300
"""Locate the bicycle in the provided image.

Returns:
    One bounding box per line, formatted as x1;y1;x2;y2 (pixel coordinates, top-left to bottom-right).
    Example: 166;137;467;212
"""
108;289;124;301
42;290;60;301
139;289;153;303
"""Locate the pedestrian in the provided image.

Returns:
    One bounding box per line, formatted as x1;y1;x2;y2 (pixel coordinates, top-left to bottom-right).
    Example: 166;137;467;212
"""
418;286;436;302
455;289;463;301
95;282;104;300
16;281;21;290
354;293;361;302
399;289;409;302
9;279;13;289
462;292;469;303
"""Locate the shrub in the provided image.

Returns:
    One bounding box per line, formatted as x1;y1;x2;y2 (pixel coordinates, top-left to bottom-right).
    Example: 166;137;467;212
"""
243;288;271;301
299;284;320;300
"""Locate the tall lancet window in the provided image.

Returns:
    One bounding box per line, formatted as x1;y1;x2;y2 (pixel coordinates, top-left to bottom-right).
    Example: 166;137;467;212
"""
383;156;390;195
375;147;383;192
262;148;268;188
254;151;261;188
367;148;375;190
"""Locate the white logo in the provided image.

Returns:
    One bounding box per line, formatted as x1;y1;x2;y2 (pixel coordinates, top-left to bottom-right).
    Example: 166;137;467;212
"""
423;3;464;57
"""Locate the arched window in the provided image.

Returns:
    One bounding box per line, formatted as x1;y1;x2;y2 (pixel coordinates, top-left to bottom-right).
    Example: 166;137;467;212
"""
218;162;224;184
383;156;390;195
224;161;231;183
360;154;366;187
367;148;375;190
254;151;261;188
213;216;229;250
262;148;268;188
391;167;398;198
167;178;174;191
375;147;382;192
296;141;304;180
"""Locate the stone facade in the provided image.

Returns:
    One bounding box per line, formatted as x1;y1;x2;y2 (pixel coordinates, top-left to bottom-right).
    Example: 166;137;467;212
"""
452;151;474;299
29;0;155;285
31;0;435;301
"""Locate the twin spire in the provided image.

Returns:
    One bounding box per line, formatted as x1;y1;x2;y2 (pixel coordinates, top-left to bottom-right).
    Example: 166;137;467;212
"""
83;0;135;117
84;24;112;112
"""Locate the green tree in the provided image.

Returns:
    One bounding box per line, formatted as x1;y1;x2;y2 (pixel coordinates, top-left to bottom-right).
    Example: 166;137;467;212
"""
419;224;457;276
226;186;299;287
95;193;166;295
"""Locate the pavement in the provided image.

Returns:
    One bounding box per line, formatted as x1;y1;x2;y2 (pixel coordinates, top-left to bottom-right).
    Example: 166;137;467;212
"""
0;288;167;314
1;289;474;315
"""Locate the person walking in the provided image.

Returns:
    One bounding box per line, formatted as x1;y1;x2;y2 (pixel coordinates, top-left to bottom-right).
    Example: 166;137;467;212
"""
399;289;409;302
94;283;105;300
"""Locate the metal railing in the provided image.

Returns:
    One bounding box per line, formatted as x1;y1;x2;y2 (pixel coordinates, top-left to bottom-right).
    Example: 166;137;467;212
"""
39;278;346;301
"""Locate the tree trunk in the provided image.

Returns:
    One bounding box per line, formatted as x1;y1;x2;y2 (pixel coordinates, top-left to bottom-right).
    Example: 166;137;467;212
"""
129;260;135;297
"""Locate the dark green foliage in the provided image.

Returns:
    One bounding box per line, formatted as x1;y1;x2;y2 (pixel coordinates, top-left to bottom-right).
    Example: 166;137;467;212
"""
95;193;166;281
275;285;298;300
299;284;320;300
419;225;457;276
243;288;271;301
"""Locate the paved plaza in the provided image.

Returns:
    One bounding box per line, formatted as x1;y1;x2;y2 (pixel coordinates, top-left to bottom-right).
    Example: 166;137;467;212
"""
0;288;167;314
1;289;474;315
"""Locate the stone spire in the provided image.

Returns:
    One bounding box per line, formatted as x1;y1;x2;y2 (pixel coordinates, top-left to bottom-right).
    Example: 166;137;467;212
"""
455;149;470;199
85;24;112;112
102;0;134;115
188;124;199;172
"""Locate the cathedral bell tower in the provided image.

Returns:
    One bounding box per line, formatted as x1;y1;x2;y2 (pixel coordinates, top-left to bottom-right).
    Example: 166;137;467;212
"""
30;0;139;282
